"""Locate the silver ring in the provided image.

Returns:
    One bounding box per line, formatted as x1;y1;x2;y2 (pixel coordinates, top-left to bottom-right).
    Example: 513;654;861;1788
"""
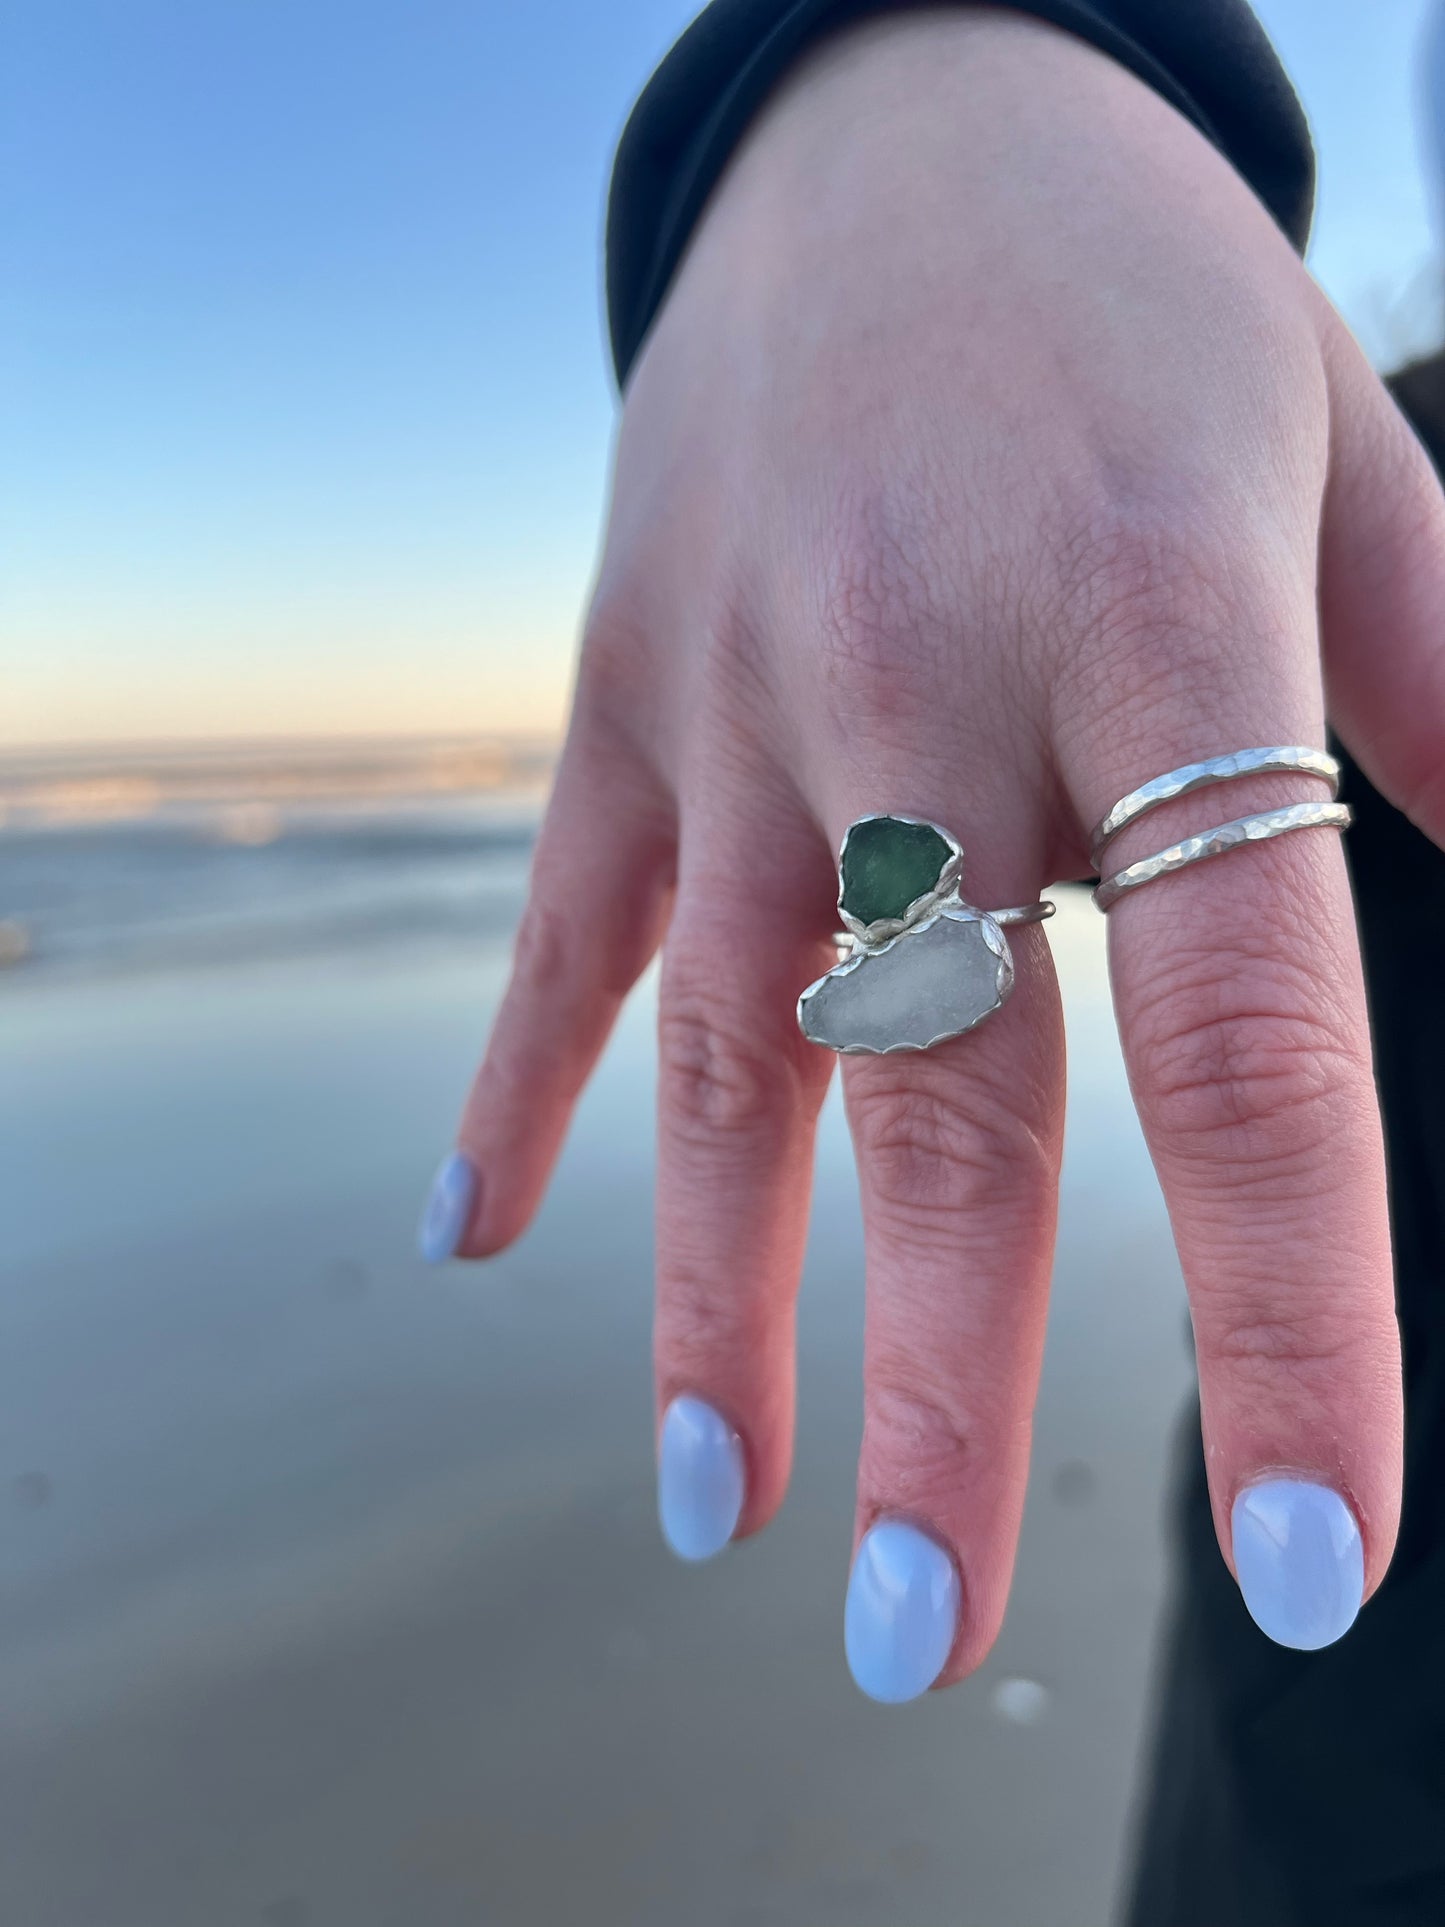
831;897;1052;964
800;814;1054;1055
992;901;1057;927
830;899;1052;953
1093;800;1353;912
1088;746;1340;870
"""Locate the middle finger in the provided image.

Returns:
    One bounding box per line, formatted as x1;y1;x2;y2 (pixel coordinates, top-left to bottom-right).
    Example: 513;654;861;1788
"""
824;791;1066;1702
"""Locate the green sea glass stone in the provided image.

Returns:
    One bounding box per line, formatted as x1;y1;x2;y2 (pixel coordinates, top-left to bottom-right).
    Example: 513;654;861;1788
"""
840;817;952;925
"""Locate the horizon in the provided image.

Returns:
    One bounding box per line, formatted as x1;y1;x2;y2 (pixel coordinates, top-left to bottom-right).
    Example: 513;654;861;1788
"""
0;730;558;843
0;726;561;764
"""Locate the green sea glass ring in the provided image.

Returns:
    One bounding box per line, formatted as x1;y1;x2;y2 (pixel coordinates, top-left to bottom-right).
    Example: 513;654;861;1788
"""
798;813;1055;1056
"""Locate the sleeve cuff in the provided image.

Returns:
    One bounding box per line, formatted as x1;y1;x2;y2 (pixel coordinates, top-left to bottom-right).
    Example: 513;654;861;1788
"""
605;0;1314;386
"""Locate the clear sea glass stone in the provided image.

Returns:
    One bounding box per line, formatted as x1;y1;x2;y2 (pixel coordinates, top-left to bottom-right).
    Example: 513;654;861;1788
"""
798;907;1012;1054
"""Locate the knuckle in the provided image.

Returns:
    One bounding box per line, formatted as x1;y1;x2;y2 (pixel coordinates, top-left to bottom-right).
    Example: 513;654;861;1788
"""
509;891;572;998
1196;1293;1359;1383
476;896;581;1109
656;1273;769;1382
1048;493;1279;726
1132;957;1373;1185
689;607;787;778
1061;493;1228;616
850;1069;1051;1224
659;982;794;1147
575;585;654;739
862;1367;979;1508
1191;1279;1396;1420
809;485;947;724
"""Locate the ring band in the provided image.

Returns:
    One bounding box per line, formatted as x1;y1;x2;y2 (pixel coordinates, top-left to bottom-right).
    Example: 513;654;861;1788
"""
832;897;1051;961
832;899;1053;949
991;901;1057;927
1093;800;1353;912
1088;746;1340;870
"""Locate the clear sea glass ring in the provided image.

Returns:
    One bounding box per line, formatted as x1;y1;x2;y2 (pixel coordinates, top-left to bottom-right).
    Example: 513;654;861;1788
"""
798;814;1055;1057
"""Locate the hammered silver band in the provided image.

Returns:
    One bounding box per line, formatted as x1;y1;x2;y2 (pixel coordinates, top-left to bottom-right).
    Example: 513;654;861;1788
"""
1087;746;1340;871
1093;800;1353;912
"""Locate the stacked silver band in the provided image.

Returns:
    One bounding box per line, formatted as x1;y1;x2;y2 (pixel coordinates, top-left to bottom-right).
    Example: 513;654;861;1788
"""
1090;747;1349;911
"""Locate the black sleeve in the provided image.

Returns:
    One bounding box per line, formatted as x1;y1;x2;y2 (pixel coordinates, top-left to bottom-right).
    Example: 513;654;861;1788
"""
605;0;1314;386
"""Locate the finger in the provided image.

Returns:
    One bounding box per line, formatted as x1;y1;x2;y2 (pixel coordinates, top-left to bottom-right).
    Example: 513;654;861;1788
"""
1081;606;1400;1649
418;710;675;1263
823;803;1065;1702
653;796;836;1559
1318;316;1445;846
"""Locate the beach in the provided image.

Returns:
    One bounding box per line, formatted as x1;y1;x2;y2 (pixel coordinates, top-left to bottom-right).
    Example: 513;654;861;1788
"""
0;749;1193;1926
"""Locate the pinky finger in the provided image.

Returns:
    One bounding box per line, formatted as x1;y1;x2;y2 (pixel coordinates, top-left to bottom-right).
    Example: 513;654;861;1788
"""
418;717;675;1262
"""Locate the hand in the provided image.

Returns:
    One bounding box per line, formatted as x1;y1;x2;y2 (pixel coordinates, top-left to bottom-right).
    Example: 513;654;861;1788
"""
430;10;1445;1691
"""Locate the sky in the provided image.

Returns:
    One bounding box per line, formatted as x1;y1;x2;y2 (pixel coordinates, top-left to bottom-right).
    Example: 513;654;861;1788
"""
2;0;1442;749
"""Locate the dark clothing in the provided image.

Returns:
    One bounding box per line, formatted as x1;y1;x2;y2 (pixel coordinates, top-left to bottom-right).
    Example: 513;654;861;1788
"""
606;0;1314;384
606;7;1445;1921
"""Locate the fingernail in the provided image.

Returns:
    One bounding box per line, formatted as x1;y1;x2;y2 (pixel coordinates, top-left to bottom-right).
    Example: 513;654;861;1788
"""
417;1152;477;1264
845;1519;961;1703
1231;1479;1364;1650
657;1396;745;1562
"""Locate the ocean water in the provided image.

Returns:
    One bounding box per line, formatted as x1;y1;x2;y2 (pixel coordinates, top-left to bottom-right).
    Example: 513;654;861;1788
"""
0;788;1191;1927
0;789;543;977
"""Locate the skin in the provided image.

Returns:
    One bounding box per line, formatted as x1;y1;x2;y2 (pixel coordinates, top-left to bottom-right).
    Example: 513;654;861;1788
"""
448;10;1445;1683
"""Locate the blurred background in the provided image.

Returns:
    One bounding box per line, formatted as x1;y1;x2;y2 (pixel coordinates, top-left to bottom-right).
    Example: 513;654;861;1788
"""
1;3;1441;1922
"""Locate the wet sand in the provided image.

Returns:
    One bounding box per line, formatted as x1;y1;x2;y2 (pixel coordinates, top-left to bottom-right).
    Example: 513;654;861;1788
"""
0;823;1192;1926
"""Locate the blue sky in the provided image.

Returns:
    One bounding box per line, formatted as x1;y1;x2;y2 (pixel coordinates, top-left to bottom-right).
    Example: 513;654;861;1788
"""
3;0;1441;747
